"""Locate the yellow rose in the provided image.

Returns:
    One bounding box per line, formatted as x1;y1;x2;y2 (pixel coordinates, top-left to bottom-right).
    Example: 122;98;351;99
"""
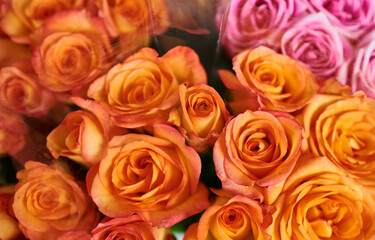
47;97;110;166
298;91;375;189
86;124;210;227
88;46;207;128
0;60;55;116
222;46;318;112
13;161;100;240
32;10;114;93
268;155;375;240
168;83;230;152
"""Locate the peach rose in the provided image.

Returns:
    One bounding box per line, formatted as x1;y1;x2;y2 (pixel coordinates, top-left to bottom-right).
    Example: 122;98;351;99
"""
297;91;375;189
269;155;375;240
91;215;173;240
0;0;87;44
0;37;31;68
95;0;170;37
57;230;91;240
214;110;302;203
223;46;318;112
47;97;110;166
88;46;207;128
32;10;114;93
86;124;210;227
184;189;275;240
0;107;27;156
168;83;230;152
0;185;24;240
0;60;55;116
13;161;100;240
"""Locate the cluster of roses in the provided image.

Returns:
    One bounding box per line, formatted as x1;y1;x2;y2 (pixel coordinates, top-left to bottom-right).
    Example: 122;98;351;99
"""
221;0;375;98
0;1;375;240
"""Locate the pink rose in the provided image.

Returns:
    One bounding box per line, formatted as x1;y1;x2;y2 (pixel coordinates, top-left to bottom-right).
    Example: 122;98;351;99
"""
219;0;307;56
304;0;375;38
281;13;352;79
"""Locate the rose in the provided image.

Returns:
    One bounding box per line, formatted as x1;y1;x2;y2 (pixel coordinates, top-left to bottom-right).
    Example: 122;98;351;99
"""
0;0;87;44
0;107;27;156
0;37;31;68
304;0;375;38
223;46;318;112
268;155;375;240
347;32;375;98
88;46;207;129
32;10;114;93
91;215;173;240
57;230;91;240
95;0;170;37
0;60;55;116
47;97;110;166
13;161;100;240
0;185;24;240
184;189;275;240
297;91;375;189
219;0;307;57
214;110;302;203
168;83;230;152
281;13;351;79
86;124;210;227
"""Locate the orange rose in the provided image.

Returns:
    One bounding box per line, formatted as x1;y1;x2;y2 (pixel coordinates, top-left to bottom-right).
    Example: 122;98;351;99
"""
91;215;173;240
0;0;87;44
214;110;302;203
0;107;27;156
0;37;31;68
0;60;55;116
184;190;275;240
47;97;110;166
57;230;91;240
0;185;24;240
95;0;170;37
86;124;210;227
88;46;207;128
298;91;375;189
268;155;375;240
13;161;100;240
168;83;230;152
32;10;114;93
222;46;318;112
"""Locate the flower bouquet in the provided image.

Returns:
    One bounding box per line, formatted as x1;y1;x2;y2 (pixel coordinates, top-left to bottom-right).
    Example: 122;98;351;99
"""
0;0;375;239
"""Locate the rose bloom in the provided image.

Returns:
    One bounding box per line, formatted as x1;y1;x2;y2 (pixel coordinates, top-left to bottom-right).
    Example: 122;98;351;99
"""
214;110;302;203
268;155;375;240
91;215;173;240
47;97;110;167
13;161;100;240
57;230;91;240
304;0;375;39
0;107;27;156
168;83;230;152
95;0;170;37
219;0;307;57
281;13;351;79
86;124;210;227
184;190;275;240
225;46;318;112
88;46;207;129
297;91;375;189
0;60;55;116
0;185;24;240
0;37;31;68
32;10;114;93
0;0;88;44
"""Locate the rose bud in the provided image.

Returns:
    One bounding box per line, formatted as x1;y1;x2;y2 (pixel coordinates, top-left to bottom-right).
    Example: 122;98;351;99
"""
12;161;100;240
86;124;210;227
168;83;230;152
